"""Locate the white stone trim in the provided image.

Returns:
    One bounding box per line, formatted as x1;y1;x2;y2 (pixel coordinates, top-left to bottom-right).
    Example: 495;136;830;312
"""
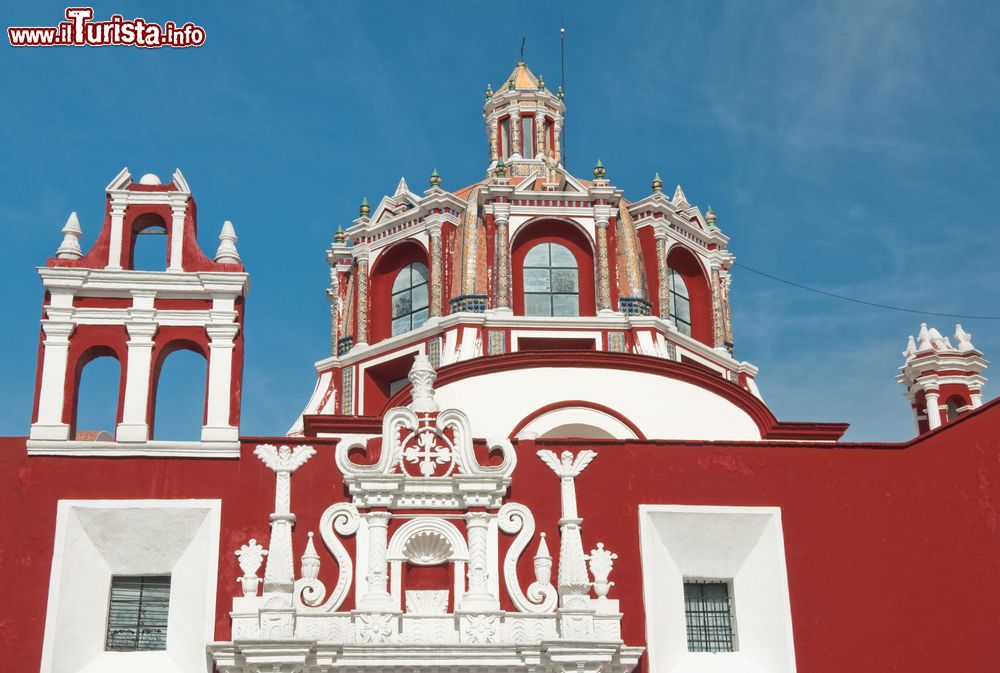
26;439;240;458
638;505;796;673
40;499;221;673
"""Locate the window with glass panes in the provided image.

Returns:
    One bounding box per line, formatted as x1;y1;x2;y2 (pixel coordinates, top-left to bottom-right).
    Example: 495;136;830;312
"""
683;580;736;652
523;242;579;317
668;268;692;336
521;115;535;159
391;263;430;336
105;575;171;652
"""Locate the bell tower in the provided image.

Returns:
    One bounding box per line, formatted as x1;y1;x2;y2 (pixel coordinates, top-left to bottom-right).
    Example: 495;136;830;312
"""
897;323;988;434
28;168;249;456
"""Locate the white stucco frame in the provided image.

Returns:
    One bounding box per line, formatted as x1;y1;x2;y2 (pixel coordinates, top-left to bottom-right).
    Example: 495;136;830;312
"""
39;499;222;673
638;504;796;673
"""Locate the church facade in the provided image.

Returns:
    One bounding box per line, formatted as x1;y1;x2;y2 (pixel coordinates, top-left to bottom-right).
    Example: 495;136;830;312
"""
0;61;997;673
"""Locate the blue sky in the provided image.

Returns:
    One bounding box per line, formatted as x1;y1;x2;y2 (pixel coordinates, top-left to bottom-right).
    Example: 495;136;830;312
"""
2;1;999;441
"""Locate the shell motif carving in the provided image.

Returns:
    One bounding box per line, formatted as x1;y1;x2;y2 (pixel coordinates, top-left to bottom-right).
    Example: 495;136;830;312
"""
402;530;454;565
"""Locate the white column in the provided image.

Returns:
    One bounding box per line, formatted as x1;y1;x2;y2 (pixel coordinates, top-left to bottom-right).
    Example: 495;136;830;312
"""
510;109;522;156
653;224;671;321
116;322;157;442
30;320;76;440
359;511;394;610
925;389;941;430
168;200;187;271
971;388;984;409
106;200;127;270
462;512;498;610
255;444;316;595
202;323;240;442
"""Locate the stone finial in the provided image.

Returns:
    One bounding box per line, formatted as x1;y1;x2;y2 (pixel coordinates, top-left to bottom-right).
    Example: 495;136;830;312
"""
706;206;717;228
359;197;370;218
215;220;241;264
651;173;663;194
533;533;552;586
301;532;320;580
485;83;493;99
56;211;84;260
408;353;439;413
538;74;545;91
335;223;346;244
593;159;606;180
917;323;931;350
903;334;918;360
672;184;688;206
395;177;409;197
495;159;507;178
429;168;442;189
557;84;564;100
508;76;516;91
955;324;976;353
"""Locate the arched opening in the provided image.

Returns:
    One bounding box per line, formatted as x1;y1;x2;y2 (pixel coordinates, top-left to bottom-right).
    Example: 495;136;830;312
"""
666;245;713;345
391;263;430;336
368;241;430;343
945;396;965;422
72;351;122;440
523;242;579;316
511;220;596;316
540;423;616;439
130;213;169;271
150;345;207;440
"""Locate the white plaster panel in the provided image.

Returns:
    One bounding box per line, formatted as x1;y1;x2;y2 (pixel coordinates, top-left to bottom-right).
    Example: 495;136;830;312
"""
40;500;221;673
433;367;761;441
638;505;796;673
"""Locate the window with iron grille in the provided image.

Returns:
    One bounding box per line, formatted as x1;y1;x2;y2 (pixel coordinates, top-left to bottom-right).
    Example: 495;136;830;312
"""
105;575;171;652
684;580;736;652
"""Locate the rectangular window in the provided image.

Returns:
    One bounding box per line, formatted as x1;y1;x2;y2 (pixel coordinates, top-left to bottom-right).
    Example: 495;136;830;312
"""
105;575;171;652
684;580;735;652
521;115;535;159
500;118;512;159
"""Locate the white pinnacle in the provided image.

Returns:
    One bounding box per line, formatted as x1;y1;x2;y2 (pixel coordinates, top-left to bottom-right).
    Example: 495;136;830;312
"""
215;220;241;264
56;211;83;260
672;184;688;207
395;176;409;197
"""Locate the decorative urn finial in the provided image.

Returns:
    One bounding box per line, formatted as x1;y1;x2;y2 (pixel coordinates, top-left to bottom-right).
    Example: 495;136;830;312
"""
593;159;606;180
55;211;84;260
214;220;241;264
706;206;717;227
359;196;370;218
508;76;516;91
334;223;345;244
557;84;564;100
538;74;545;91
495;159;507;178
652;172;663;194
485;82;493;99
408;354;439;413
429;168;442;189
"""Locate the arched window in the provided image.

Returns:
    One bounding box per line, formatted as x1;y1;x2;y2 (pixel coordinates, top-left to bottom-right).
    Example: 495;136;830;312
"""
669;268;692;337
391;263;429;336
523;242;579;317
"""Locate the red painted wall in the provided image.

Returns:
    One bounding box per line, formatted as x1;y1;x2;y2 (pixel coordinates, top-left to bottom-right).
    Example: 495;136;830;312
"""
1;401;998;672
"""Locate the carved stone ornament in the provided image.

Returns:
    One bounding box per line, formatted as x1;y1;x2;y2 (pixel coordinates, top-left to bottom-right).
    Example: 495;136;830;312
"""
334;355;516;508
211;358;642;673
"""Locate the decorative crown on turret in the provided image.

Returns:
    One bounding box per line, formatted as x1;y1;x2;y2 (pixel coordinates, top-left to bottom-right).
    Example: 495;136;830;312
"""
359;196;370;218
